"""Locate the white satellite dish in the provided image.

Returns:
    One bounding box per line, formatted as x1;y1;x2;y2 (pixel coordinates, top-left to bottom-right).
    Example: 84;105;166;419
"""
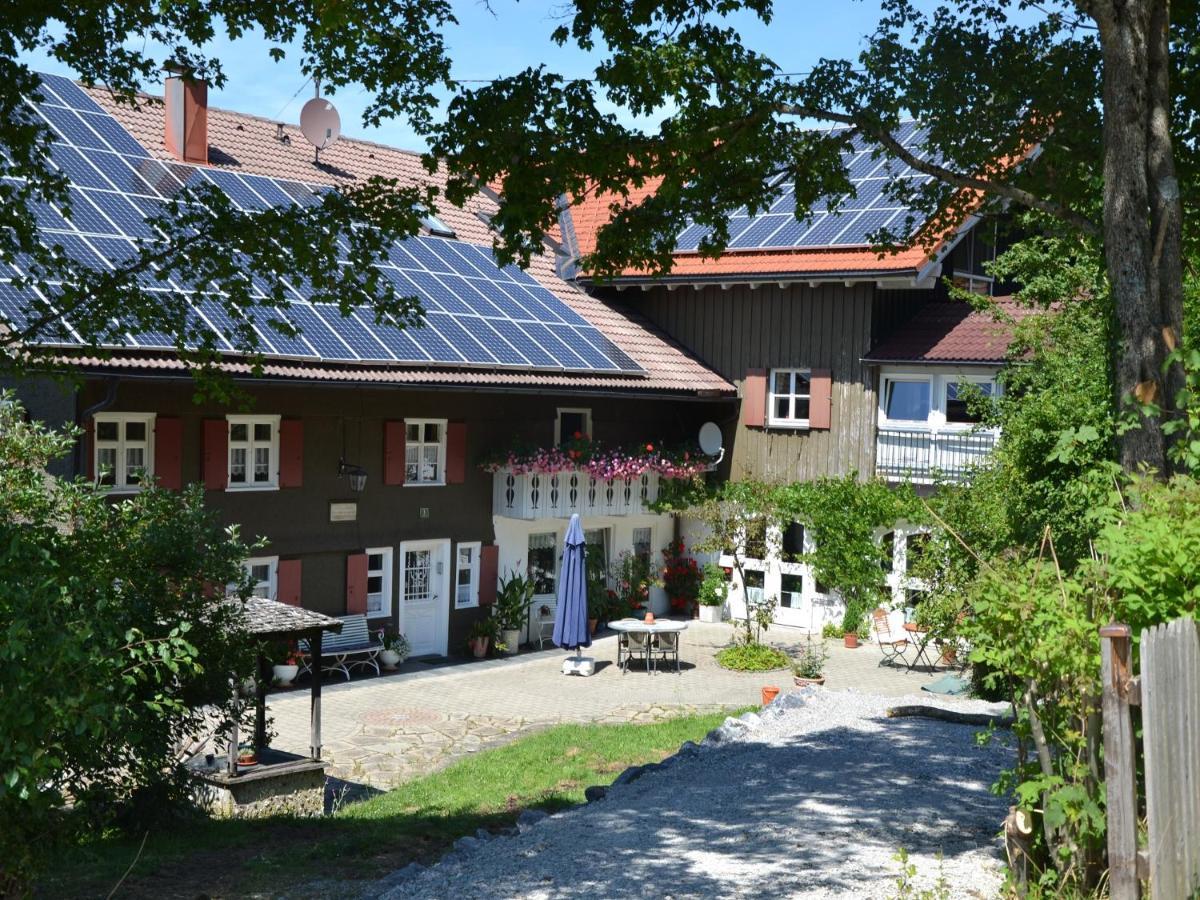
299;97;341;151
698;421;723;457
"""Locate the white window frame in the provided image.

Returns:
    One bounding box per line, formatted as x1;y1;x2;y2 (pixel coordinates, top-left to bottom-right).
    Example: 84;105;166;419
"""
226;414;280;491
93;412;155;491
365;546;394;618
879;374;934;426
767;368;812;429
555;407;592;445
943;374;1000;427
244;556;278;599
879;368;1001;430
454;541;481;609
528;530;560;598
404;418;447;486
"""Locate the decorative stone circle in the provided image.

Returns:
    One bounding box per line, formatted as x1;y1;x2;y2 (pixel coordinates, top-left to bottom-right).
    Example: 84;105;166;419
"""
361;707;446;727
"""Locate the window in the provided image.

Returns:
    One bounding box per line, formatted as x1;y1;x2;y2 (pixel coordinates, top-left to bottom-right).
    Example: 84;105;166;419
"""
883;377;931;422
227;415;279;489
945;380;997;424
366;547;393;617
555;408;592;446
584;528;610;571
743;518;768;561
768;369;811;427
528;532;558;595
952;271;993;297
780;573;804;609
244;556;278;599
93;413;154;489
405;419;446;485
632;527;653;567
455;542;481;609
781;521;805;559
880;531;895;573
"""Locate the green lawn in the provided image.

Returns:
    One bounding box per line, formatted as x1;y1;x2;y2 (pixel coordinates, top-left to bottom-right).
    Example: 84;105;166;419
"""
38;708;744;899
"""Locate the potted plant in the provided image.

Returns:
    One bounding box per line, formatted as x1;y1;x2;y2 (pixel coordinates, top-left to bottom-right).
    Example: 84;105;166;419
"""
585;547;609;633
237;743;258;767
696;562;727;623
661;540;702;617
495;570;536;655
611;551;655;616
791;638;829;687
378;627;411;670
841;602;869;649
467;616;499;659
272;645;301;687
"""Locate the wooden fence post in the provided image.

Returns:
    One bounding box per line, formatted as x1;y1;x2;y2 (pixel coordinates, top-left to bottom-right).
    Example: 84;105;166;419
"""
1100;622;1139;900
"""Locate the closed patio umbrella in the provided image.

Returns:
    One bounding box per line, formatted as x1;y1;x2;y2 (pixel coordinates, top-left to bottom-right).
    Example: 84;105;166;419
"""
554;514;594;675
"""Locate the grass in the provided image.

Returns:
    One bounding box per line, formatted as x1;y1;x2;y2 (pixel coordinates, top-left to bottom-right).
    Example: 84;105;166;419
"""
36;708;746;900
715;642;791;671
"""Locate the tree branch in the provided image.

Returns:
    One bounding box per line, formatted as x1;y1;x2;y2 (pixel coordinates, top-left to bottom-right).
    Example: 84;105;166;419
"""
777;104;1102;238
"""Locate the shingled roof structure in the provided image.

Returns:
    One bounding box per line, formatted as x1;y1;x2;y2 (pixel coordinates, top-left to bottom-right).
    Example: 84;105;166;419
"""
54;83;734;397
864;298;1035;364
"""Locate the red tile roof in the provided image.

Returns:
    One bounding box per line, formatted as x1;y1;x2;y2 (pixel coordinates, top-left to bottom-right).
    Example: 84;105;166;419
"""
82;86;734;397
864;298;1035;364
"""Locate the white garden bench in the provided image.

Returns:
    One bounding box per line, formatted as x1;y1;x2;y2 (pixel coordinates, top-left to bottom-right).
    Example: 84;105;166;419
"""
299;614;382;680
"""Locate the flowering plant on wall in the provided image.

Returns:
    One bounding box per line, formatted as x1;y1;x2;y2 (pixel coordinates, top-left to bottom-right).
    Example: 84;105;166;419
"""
661;540;702;612
480;433;709;480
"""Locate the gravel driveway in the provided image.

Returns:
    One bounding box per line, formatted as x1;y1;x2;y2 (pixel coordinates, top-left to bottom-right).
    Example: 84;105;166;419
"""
371;689;1013;899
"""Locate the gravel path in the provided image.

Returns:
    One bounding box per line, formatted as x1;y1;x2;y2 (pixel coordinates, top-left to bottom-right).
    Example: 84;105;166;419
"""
370;689;1013;899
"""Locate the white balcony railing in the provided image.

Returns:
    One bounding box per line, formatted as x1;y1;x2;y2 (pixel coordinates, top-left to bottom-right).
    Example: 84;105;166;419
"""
492;467;661;520
875;426;999;484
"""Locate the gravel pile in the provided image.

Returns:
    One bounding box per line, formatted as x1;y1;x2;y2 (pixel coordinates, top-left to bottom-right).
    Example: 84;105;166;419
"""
371;689;1013;899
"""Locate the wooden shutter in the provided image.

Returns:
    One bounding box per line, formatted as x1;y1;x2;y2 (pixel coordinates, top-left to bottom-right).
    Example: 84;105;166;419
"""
479;544;499;607
154;416;183;490
279;419;304;488
741;369;767;428
277;559;302;606
345;552;369;615
809;369;833;430
384;420;406;485
446;421;467;484
202;418;227;490
84;419;95;481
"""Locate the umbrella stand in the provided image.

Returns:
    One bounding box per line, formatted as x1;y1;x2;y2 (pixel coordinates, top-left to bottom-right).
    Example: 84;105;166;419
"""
562;645;595;677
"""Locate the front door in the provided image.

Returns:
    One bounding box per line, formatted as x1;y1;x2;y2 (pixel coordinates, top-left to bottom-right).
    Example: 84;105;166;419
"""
399;539;450;657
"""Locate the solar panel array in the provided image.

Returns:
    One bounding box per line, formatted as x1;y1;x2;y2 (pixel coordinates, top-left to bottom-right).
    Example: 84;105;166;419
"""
1;72;644;375
675;121;938;252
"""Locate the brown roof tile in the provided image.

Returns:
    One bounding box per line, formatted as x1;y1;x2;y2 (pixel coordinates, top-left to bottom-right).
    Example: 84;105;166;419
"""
83;86;733;396
865;298;1035;364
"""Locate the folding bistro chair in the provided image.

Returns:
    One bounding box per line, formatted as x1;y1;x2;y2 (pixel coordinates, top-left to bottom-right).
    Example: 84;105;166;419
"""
871;608;913;668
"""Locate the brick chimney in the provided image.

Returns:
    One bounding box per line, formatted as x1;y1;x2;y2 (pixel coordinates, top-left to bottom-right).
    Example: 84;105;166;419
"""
163;64;208;164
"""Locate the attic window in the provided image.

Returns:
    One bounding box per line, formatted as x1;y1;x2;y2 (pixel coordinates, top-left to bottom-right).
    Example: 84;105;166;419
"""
421;212;455;238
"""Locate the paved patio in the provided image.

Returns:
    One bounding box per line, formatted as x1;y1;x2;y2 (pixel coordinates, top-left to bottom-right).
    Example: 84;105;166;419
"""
268;620;962;793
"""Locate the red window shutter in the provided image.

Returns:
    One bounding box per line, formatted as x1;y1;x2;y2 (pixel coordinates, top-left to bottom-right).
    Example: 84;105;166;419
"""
809;369;833;430
346;552;369;615
202;419;227;490
279;419;303;488
479;544;499;607
446;421;467;484
277;559;302;606
154;416;183;490
741;369;767;428
384;420;406;485
84;419;95;481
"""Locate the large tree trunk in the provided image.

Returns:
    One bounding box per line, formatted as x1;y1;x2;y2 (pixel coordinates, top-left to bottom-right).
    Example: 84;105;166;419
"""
1093;0;1184;476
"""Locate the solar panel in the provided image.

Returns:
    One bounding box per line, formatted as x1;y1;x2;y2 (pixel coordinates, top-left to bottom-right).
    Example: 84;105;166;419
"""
673;120;940;252
0;72;645;375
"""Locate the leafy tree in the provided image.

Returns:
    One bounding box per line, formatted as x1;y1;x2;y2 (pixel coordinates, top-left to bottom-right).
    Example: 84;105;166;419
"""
0;395;256;892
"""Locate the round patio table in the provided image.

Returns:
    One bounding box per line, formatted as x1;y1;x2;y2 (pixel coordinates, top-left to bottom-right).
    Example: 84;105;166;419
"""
608;618;688;674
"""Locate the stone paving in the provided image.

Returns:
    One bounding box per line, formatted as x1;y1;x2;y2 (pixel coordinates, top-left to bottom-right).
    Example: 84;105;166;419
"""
268;619;961;792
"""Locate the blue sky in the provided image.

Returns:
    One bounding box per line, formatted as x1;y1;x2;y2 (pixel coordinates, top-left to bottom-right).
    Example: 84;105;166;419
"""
20;1;893;152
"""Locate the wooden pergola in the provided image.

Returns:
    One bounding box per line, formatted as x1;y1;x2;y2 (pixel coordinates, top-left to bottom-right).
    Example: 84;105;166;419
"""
232;598;343;775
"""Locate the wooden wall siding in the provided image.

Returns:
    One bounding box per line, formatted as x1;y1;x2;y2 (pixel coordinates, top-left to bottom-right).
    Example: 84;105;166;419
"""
628;282;879;482
872;289;933;345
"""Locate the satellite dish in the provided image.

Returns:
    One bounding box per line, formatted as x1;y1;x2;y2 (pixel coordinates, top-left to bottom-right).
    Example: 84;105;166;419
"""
299;97;341;150
698;422;723;457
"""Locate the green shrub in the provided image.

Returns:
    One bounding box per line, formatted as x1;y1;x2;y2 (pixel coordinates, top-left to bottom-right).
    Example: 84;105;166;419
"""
715;643;790;671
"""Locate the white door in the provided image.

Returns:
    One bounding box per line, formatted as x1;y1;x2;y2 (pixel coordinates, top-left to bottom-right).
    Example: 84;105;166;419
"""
399;539;450;657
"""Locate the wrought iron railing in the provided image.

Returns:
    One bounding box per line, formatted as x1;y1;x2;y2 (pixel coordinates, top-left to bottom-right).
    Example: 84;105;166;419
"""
875;426;999;484
492;467;661;519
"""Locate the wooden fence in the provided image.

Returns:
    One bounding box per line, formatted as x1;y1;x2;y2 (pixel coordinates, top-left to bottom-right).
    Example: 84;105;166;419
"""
1101;617;1200;899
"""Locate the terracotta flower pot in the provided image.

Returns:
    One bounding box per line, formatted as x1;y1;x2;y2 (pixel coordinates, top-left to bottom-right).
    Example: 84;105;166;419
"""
588;618;598;635
469;637;490;659
844;633;859;649
644;612;655;624
794;675;826;687
940;646;957;665
761;685;781;706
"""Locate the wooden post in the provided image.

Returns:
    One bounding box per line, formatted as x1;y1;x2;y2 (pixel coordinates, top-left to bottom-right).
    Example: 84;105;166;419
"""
310;628;323;761
254;652;267;752
1100;622;1139;900
227;681;240;777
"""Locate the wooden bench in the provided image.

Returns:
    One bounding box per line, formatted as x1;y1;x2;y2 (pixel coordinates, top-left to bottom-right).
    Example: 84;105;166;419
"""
299;614;382;680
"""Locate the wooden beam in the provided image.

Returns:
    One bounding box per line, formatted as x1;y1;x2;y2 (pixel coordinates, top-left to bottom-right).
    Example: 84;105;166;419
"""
1100;622;1140;900
227;683;240;777
310;628;323;761
254;652;267;752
